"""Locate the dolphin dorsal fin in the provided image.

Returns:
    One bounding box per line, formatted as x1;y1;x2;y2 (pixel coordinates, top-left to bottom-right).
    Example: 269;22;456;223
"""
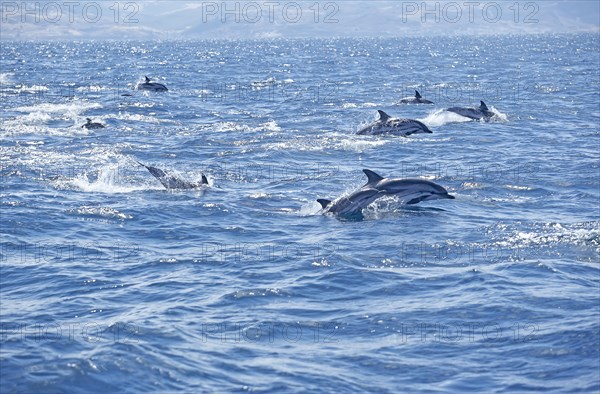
317;199;332;209
415;90;422;99
480;101;489;111
201;174;208;184
377;110;391;122
363;169;384;186
145;76;150;83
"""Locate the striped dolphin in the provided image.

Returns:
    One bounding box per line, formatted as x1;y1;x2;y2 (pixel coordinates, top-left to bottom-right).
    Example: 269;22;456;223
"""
137;76;168;92
357;110;432;136
81;118;105;129
446;100;494;120
399;90;434;104
137;162;208;190
318;169;454;217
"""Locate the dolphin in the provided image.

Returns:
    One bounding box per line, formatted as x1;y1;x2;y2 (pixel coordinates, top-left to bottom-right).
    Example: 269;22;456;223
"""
357;110;432;136
318;169;454;217
318;188;383;217
137;76;168;92
81;118;105;129
399;90;434;104
137;162;208;190
446;100;494;120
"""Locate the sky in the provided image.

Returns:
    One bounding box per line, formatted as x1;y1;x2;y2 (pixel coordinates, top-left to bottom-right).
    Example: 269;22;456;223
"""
1;1;599;40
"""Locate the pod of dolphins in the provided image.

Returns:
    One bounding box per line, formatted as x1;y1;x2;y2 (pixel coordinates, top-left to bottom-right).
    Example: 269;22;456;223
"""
80;79;501;219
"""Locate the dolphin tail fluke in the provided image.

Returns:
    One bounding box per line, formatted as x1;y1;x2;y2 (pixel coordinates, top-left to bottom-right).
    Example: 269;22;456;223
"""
317;199;332;209
201;174;208;184
415;90;422;99
363;169;384;186
376;110;391;122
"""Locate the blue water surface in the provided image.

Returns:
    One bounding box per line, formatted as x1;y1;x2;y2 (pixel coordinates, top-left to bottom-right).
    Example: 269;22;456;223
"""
1;34;599;393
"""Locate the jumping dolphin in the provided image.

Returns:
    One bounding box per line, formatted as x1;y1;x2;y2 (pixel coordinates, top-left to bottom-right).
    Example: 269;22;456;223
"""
357;110;432;136
137;76;168;92
399;90;434;104
81;118;105;129
318;187;383;217
318;169;454;217
446;100;494;120
137;162;208;190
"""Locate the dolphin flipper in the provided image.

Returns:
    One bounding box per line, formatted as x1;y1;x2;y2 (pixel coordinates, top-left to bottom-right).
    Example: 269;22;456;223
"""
406;196;429;205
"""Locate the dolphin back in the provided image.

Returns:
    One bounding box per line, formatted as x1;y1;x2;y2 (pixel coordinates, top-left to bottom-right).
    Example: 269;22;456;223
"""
447;100;494;120
359;111;432;135
138;77;168;91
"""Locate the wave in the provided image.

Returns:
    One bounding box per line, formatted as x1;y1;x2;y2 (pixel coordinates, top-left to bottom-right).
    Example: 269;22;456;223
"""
68;206;133;220
421;109;475;127
213;120;281;133
1;117;93;137
488;221;600;252
14;100;102;116
420;106;509;127
53;164;159;194
0;72;14;85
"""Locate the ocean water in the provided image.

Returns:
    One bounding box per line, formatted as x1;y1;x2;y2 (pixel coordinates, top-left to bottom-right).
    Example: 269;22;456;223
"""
1;34;599;393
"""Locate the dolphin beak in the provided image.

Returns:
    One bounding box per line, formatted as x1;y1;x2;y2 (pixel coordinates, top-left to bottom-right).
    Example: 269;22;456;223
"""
445;194;455;199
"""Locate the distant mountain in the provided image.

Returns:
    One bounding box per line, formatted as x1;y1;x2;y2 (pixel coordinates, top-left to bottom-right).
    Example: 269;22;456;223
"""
1;1;598;40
